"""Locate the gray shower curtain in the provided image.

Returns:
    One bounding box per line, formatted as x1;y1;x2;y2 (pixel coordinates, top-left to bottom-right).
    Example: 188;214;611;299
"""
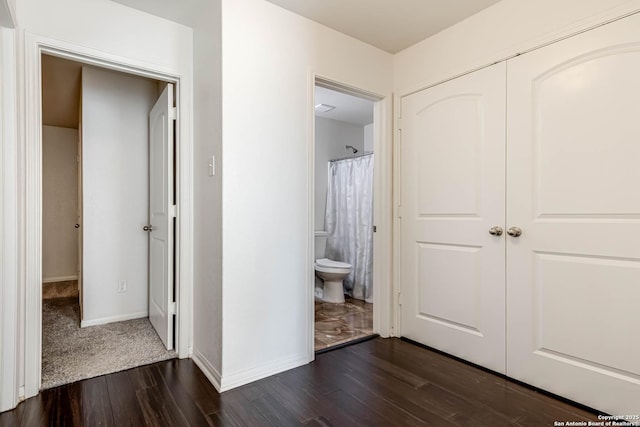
325;154;374;302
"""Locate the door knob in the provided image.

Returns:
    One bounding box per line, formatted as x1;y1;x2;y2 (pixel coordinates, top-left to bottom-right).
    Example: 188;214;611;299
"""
74;224;80;229
488;226;503;236
143;225;154;232
507;226;522;237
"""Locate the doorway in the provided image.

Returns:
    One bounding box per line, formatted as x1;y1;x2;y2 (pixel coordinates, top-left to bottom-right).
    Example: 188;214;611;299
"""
40;54;177;388
312;80;380;352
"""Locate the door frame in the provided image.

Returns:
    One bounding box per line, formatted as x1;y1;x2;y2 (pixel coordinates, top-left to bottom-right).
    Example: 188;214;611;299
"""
307;73;393;360
0;26;18;413
22;33;193;399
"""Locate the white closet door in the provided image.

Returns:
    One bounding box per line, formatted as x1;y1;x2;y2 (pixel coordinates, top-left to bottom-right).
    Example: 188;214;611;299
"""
400;63;506;373
148;84;175;350
506;13;640;415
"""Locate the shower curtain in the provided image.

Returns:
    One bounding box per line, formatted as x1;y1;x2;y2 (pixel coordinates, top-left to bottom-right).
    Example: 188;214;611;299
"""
325;154;374;303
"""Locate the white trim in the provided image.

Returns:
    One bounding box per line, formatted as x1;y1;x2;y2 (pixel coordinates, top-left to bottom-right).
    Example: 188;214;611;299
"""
372;94;394;338
306;69;315;363
42;275;77;284
21;33;193;400
308;72;393;356
0;26;18;413
392;94;402;338
80;311;148;328
192;350;222;392
219;353;308;392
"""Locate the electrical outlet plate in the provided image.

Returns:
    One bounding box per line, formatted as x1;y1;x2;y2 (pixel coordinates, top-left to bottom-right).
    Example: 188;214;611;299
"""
117;280;127;293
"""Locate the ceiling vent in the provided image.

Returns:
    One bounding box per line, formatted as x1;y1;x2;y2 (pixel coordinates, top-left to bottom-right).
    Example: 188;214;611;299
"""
315;103;336;113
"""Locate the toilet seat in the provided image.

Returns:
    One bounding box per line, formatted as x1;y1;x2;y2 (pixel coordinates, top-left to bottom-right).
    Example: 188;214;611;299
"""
315;258;351;269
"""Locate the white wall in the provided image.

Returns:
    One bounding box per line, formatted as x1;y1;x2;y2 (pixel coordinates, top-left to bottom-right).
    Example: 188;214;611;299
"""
42;125;78;282
314;117;364;232
364;123;374;154
220;0;392;389
191;0;223;386
81;66;157;326
394;0;640;95
0;0;15;27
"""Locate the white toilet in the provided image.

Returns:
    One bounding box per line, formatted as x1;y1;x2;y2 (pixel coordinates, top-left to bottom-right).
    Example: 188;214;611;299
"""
314;258;352;303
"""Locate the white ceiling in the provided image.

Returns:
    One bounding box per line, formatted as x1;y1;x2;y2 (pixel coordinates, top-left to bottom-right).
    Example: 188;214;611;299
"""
315;87;373;126
109;0;202;26
264;0;502;53
109;0;502;53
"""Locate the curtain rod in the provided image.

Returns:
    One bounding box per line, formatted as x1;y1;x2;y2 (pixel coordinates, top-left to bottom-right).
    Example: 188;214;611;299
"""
329;152;374;163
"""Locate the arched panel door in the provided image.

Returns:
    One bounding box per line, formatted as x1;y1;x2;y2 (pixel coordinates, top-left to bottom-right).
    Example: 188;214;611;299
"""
400;63;507;374
506;13;640;415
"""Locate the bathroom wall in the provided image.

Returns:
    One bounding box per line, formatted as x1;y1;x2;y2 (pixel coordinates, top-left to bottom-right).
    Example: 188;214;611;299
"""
42;125;78;282
314;117;365;233
364;123;374;154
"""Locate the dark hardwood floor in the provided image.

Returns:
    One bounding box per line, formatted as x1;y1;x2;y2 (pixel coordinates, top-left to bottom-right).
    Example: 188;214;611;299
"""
0;337;600;426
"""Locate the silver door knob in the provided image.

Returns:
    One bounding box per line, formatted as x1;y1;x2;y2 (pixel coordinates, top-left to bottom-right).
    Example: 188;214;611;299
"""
488;226;503;236
506;226;522;237
143;225;153;232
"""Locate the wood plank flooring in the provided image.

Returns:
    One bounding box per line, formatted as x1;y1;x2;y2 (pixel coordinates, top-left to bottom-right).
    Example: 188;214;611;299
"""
0;338;601;426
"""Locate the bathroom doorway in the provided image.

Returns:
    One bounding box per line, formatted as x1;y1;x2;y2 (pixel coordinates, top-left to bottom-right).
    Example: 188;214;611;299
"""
313;80;378;352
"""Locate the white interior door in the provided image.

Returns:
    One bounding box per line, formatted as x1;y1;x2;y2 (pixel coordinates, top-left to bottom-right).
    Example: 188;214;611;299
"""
506;14;640;415
148;83;175;350
400;63;507;373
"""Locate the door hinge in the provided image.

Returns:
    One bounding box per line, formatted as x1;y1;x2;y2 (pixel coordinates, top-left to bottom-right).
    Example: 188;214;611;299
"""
397;117;402;131
169;302;176;315
373;225;377;233
170;205;177;218
170;107;177;120
397;206;402;219
397;292;402;306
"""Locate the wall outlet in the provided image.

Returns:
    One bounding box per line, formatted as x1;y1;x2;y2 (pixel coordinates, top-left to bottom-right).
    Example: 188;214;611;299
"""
117;279;127;293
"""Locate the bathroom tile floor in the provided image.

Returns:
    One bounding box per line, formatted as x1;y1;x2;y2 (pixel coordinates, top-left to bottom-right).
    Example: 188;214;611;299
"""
315;296;374;351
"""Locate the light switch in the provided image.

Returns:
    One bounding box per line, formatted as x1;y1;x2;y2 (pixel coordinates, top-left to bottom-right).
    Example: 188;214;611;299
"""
208;155;215;177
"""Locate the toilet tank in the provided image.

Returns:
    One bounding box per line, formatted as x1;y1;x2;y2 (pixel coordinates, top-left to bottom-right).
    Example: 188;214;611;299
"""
314;231;328;259
314;231;328;290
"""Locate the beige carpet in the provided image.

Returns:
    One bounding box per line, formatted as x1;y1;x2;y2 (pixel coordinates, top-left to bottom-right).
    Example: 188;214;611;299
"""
42;297;176;390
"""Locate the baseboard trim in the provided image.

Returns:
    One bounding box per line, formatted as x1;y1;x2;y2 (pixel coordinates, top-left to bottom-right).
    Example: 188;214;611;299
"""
42;275;78;284
219;353;308;392
80;311;147;328
192;350;222;392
